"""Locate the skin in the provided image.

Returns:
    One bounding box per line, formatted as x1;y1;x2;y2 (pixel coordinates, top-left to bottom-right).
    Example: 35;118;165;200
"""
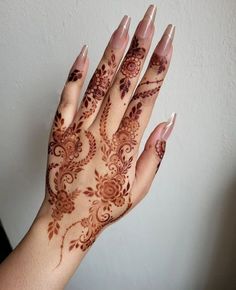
0;5;176;290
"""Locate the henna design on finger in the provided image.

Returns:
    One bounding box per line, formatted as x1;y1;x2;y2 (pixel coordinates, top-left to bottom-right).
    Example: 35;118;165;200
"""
61;100;143;254
80;52;116;119
155;140;166;173
150;53;167;74
130;54;168;102
120;36;146;99
47;49;146;267
47;111;96;239
67;69;83;82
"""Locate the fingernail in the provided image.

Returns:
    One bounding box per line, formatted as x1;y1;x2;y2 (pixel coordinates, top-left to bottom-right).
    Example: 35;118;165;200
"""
160;112;177;141
67;45;88;82
155;24;175;56
136;4;156;39
110;15;131;48
75;44;88;69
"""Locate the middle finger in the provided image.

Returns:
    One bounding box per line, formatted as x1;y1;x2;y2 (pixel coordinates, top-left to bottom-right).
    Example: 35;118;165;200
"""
91;5;157;137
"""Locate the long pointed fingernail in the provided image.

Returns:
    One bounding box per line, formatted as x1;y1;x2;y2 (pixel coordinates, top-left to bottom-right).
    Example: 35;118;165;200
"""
155;24;175;56
160;112;177;141
74;44;88;69
136;4;156;39
110;15;131;48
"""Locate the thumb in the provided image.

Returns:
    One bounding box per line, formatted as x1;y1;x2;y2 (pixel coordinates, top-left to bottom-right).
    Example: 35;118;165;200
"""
131;112;177;206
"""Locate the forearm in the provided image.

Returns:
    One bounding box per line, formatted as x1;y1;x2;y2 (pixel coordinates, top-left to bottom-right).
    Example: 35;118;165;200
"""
0;206;87;290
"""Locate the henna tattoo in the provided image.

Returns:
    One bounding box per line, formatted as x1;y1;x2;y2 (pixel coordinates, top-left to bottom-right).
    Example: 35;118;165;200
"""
150;53;167;74
132;86;161;101
47;110;96;239
130;55;168;102
155;140;166;173
67;69;82;82
47;46;153;267
120;36;146;99
80;52;116;119
58;100;143;256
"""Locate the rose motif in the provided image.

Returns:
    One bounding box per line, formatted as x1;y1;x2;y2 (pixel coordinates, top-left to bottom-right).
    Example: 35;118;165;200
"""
97;177;121;202
115;130;131;144
121;56;141;78
88;67;109;100
114;196;125;207
52;208;63;220
55;190;75;214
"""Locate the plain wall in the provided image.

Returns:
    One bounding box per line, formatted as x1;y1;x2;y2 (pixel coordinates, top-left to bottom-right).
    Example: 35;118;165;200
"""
0;0;236;289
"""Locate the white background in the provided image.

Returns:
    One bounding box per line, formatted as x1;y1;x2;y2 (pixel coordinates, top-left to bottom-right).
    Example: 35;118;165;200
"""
0;0;236;289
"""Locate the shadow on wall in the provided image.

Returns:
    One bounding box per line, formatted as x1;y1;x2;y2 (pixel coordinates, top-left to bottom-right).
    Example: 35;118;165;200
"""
205;177;236;290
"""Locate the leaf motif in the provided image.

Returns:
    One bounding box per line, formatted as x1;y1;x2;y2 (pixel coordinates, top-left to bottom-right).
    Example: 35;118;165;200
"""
48;231;53;240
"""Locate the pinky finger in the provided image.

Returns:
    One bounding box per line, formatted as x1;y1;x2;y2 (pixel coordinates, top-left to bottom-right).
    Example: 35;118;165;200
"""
55;45;89;129
131;112;176;207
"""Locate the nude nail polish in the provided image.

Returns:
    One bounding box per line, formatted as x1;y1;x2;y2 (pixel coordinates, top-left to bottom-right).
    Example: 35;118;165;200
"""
136;4;157;39
110;15;131;48
160;112;177;141
75;44;88;69
155;24;175;56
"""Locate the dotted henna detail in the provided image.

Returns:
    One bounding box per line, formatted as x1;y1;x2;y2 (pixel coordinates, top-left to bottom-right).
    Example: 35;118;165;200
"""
132;86;161;101
120;36;146;99
67;69;83;82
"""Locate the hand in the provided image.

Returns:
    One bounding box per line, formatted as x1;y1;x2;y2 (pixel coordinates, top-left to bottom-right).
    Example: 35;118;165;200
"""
0;5;177;289
39;5;176;268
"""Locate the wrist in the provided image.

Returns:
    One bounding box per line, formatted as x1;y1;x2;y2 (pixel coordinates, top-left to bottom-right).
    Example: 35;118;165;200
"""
0;203;88;290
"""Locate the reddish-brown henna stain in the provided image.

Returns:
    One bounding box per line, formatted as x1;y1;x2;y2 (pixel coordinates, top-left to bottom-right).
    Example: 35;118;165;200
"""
120;36;146;99
131;54;167;101
67;69;83;82
65;98;142;253
155;140;166;173
47;48;169;267
47;108;96;239
80;51;116;118
150;53;167;74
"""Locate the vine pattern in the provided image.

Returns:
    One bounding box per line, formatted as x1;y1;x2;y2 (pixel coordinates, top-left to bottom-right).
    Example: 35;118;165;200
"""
64;98;142;255
47;48;169;267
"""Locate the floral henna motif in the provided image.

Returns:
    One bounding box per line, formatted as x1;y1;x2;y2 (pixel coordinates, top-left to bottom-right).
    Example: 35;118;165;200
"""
120;36;146;99
47;45;156;267
57;99;143;258
47;110;96;239
80;52;116;119
67;69;83;82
